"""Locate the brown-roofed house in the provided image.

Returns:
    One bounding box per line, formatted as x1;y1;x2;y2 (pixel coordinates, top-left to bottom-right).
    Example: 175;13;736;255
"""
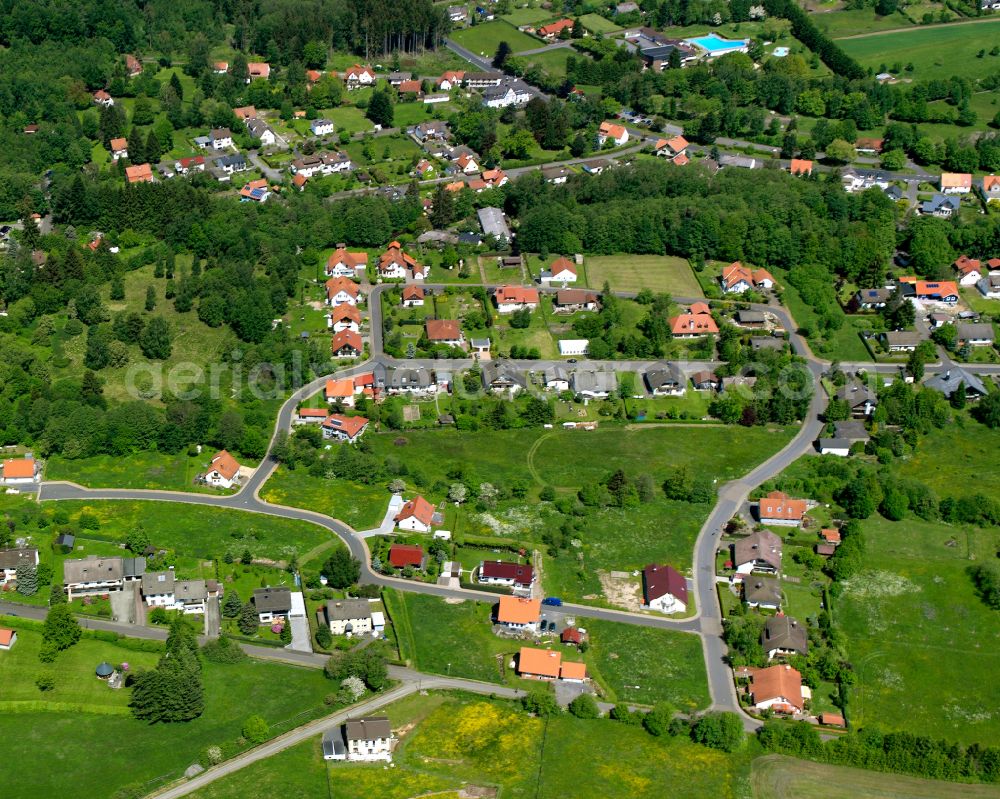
757;490;807;526
321;413;369;443
733;529;782;574
205;450;241;489
642;563;688;614
554;289;600;312
762;615;808;659
743;576;782;609
394;496;436;532
479;561;534;593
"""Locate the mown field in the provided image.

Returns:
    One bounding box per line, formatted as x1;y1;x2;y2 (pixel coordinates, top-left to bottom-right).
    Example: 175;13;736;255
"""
383;590;709;708
189;692;750;799
751;754;1000;798
450;20;541;55
584;254;704;296
838;20;1000;81
0;625;333;799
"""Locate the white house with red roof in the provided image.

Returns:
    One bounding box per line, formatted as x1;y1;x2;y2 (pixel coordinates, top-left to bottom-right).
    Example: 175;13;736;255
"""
378;242;428;280
1;458;38;484
344;64;376;89
325;276;363;306
331;329;363;358
597;121;629;147
478;560;534;595
494;285;540;313
641;563;687;614
322;414;369;443
654;135;689;165
940;172;972;194
109;138;128;160
539;18;574;38
205;450;241;489
401;285;425;307
175;156;206;174
720;262;775;294
540;257;578;285
455;153;480;174
669;302;718;338
954;255;983;286
247;62;271;81
93;90;114;107
296;407;330;424
394;495;436;532
750;664;806;714
326;248;369;278
327;304;362;333
325;378;357;407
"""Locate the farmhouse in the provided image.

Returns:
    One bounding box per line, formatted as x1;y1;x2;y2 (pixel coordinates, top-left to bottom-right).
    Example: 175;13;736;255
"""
757;490;807;526
733;529;782;574
388;544;425;570
750;664;805;714
762;616;807;659
253;586;291;623
478;561;534;594
322;413;369;443
321;599;373;636
205;450;241;489
496;596;541;632
395;496;436;532
1;457;38;483
641;563;687;614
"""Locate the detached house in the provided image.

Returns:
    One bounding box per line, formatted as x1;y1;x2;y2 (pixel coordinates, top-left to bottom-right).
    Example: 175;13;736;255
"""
253;586;291;623
247;62;270;80
494;286;540;313
388;544;425;571
93;90;114;107
597;121;629;147
246;119;276;146
0;547;39;585
920;194;960;218
478;561;534;595
395;496;436;532
757;491;807;527
326;248;368;278
322;413;369;443
954;255;983;286
205;450;241;489
344;64;376;90
554;289;599;312
788;159;813;176
669;302;718;338
378;242;428;280
141;571;208;614
331;329;363;358
983;175;1000;200
321;599;373;636
345;717;394;761
641;563;688;614
940;172;972;194
1;458;38;484
539;18;574;38
750;664;805;714
957;322;995;347
325;276;362;306
401;284;425;307
540;257;578;284
720;262;774;294
311;119;335;137
743;576;782;610
654;135;689;165
210;128;233;150
836;378;877;418
496;596;541;632
63;556;145;600
109;137;128;160
482;362;526;396
327;304;362;334
763;616;808;659
325;377;357;406
645;365;686;397
733;529;782;574
425;319;464;348
125;163;153;184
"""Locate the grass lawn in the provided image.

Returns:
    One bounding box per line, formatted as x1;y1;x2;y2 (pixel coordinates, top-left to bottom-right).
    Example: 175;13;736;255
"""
777;272;872;361
584;254;703;296
188;738;331;799
450;20;541;57
814;9;913;38
46;451;205;491
45;500;332;563
578;12;623;33
838;21;1000;82
523;48;572;78
261;465;390;532
751;754;1000;798
500;7;556;25
897;416;1000;500
391;100;452;129
835;512;1000;745
327;106;375;136
0;638;333;799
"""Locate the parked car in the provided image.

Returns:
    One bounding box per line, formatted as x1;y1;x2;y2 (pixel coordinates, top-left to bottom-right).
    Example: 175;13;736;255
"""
542;597;562;606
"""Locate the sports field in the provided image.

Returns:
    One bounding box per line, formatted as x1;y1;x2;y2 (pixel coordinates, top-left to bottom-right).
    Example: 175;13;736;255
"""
584;254;703;295
838;20;1000;81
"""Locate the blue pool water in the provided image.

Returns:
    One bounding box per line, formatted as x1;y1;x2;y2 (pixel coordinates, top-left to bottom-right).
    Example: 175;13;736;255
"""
685;33;748;53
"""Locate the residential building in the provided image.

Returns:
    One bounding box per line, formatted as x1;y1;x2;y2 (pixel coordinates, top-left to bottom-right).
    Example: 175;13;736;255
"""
63;556;145;600
558;339;589;357
477;206;512;243
437;71;465;91
387;71;412;86
322;599;373;636
109;137;128;160
210;128;233;150
882;330;924;352
818;437;851;457
425;319;464;347
93;90;114;107
957;322;995;347
253;586;292;623
326;249;368;278
465;72;503;88
924;368;988;402
205;450;240;489
412;120;449;141
478;561;534;594
325;377;357;406
378;241;427;280
718;154;759;169
327;304;362;334
544;366;570;391
518;647;562;679
248;62;271;81
940;172;972;193
0;629;16;650
246;118;276;146
849;287;892;311
750;664;804;714
494;285;539;313
1;458;38;484
983;175;1000;199
978;273;1000;299
0;547;39;584
141;571;208;614
398;79;423;95
395;496;436;532
296;407;329;424
233;105;256;119
743;576;782;610
539;256;578;284
175;156;206;174
581;158;613;174
789;158;813;176
833;420;870;445
384;367;436;395
733;529;782;574
388;544;425;570
496;596;541;632
482;362;526;395
345;717;394;761
325;276;362;306
836;378;877;418
654;135;689;164
125;163;153;184
645;365;686;396
641;563;687;614
719;262;774;293
239;178;270;202
322;413;369;443
331;329;363;357
539;18;574;39
554;289;600;312
344;64;376;90
954;255;983;286
214;153;247;175
597;121;629;147
571;370;617;399
920;194;961;218
669;303;718;337
757;491;807;527
690;370;719;391
401;284;425;307
311;119;335;136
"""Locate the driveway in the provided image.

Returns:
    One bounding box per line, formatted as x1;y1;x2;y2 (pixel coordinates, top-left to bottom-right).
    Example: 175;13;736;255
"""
358;494;404;537
204;594;221;638
110;582;139;625
286;591;313;653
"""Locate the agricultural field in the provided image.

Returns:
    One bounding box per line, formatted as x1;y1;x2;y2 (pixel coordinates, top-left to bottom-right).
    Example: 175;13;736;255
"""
578;13;623;34
450;20;541;56
0;628;333;799
838;20;1000;82
897;417;1000;500
811;8;914;38
384;590;710;708
751;754;1000;798
188;692;749;799
500;7;555;26
583;254;703;296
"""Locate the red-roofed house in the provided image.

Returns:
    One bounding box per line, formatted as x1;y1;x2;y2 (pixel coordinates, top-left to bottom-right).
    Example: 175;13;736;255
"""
213;61;229;74
398;79;423;95
1;458;38;484
493;285;540;313
395;496;436;532
751;664;805;714
437;70;465;90
912;280;959;304
125;163;153;184
327;304;362;333
478;560;534;594
789;159;813;176
654;135;689;164
820;528;841;545
325;378;356;406
175;156;206;174
641;563;688;614
425;319;464;347
331;329;363;358
456;153;480;174
954;255;983;286
344;64;376;89
322;413;369;443
597;121;629;147
93;90;114;107
306;69;322;84
539;18;574;38
110;137;128;160
984;175;1000;199
496;596;541;631
325;276;362;306
378;242;428;280
205;450;241;489
388;544;425;570
561;627;582;645
481;168;508;187
125;54;143;77
940;172;972;194
669;306;718;338
326;248;369;278
296;407;329;424
248;62;271;81
855;137;883;154
518;647;562;679
757;491;807;527
752;269;776;289
541;257;578;285
402;285;425;307
0;628;16;650
233;105;257;120
720;262;774;294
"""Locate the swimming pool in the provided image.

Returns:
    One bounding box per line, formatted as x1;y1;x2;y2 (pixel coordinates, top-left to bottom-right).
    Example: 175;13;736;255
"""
684;33;749;55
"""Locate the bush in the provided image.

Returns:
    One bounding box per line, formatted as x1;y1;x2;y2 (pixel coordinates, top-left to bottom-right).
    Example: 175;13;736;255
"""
36;675;55;691
242;715;270;744
522;689;561;717
315;626;333;650
568;693;600;719
201;636;248;663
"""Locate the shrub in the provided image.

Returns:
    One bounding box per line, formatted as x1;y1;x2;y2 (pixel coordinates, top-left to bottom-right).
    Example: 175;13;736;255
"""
242;715;270;744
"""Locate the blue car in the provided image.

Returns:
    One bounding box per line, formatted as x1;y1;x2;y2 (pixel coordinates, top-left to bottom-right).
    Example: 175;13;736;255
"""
542;597;562;607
